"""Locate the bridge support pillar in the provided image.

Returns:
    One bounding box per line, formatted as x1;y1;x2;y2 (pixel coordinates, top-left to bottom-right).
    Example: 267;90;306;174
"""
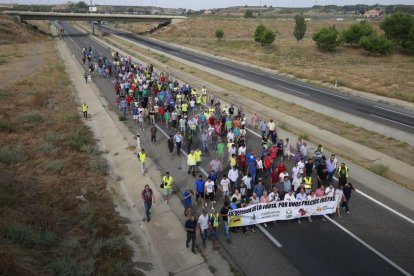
97;21;102;37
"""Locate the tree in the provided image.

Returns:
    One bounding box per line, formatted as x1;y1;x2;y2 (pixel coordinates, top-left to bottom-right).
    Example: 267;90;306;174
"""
312;25;340;51
254;24;276;46
293;15;307;42
359;32;395;55
261;28;276;45
380;11;414;48
245;10;254;18
254;24;266;43
215;29;224;40
403;24;414;51
341;21;374;46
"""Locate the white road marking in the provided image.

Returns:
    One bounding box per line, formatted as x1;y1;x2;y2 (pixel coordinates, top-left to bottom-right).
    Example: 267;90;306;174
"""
256;225;283;248
355;190;414;225
154;123;283;248
277;84;310;97
193;58;207;65
226;69;245;76
370;114;414;129
324;215;411;276
244;125;414;225
373;106;414;119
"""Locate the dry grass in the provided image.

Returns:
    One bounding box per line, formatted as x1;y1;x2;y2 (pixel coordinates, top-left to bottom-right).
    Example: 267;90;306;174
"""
0;15;44;44
0;36;138;275
120;18;414;102
105;35;414;190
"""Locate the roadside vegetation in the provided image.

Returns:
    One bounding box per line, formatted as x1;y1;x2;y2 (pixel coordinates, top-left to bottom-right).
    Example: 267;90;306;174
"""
0;18;138;275
128;16;414;102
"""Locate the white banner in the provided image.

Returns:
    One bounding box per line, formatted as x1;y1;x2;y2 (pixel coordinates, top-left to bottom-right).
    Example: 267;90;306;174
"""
228;195;338;227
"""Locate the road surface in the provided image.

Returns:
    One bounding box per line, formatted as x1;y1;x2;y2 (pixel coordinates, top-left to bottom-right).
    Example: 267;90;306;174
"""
59;21;414;276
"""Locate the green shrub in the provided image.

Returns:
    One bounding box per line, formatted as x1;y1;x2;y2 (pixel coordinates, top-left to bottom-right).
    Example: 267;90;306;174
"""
293;15;307;42
0;184;22;207
370;162;389;176
0;121;15;132
360;33;395;55
45;131;61;142
215;29;224;40
17;111;43;123
341;21;374;46
118;115;127;121
0;145;24;164
1;223;58;249
380;11;414;48
68;125;92;151
90;157;108;172
37;142;58;153
254;24;276;46
81;144;100;155
43;159;62;173
313;25;340;50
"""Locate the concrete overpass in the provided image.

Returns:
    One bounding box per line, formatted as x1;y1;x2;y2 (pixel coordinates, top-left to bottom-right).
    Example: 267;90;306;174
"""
2;11;186;36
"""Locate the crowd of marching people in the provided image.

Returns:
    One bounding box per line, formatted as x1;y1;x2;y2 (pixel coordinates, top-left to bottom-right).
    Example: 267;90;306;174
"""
82;46;356;252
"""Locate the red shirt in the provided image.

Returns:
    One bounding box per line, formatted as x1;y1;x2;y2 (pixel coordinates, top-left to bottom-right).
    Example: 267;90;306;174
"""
126;95;133;104
278;163;286;173
159;106;165;116
269;146;278;159
208;116;215;126
263;156;272;169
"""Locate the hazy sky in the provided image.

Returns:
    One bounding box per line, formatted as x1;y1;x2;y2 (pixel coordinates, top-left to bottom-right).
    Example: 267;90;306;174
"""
4;0;413;10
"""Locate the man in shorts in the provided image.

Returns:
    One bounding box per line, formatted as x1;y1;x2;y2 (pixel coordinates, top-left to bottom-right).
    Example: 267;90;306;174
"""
220;174;231;203
162;172;174;204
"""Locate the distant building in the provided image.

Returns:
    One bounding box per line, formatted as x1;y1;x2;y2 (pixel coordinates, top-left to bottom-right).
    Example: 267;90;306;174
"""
203;10;212;15
364;8;382;17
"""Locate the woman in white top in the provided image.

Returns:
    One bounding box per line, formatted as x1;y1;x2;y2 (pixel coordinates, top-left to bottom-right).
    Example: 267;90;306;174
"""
283;138;291;161
231;189;242;205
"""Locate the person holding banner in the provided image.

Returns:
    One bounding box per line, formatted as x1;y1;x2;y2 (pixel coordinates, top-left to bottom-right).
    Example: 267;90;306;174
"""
296;188;308;224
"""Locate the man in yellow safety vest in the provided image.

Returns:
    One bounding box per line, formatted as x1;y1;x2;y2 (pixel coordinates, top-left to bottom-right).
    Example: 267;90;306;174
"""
82;102;88;119
303;175;312;194
138;148;147;174
162;171;174;204
337;163;349;187
187;150;196;177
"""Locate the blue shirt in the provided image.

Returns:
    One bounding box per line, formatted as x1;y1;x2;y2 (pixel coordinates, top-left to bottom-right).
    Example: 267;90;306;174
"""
195;179;205;192
230;202;238;210
183;191;192;207
254;184;265;198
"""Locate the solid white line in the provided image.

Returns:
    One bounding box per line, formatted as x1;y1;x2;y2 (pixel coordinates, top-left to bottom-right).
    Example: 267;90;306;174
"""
193;58;207;65
374;106;414;119
256;225;283;248
243;126;414;225
226;69;245;76
277;84;310;97
324;215;411;276
355;190;414;225
153;124;283;248
370;114;414;129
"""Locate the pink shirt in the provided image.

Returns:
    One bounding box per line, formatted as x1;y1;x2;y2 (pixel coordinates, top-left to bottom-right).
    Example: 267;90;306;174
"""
315;188;325;197
261;195;269;203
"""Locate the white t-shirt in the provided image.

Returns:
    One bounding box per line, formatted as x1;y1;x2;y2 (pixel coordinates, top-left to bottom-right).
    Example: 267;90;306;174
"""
250;196;260;204
269;192;279;202
205;180;215;193
221;178;230;192
298;161;305;174
279;171;289;181
335;189;343;204
238;146;246;155
325;186;335;196
292;166;300;178
241;175;252;190
227;132;235;142
198;214;209;230
284;193;296;201
267;122;276;131
256;159;263;169
228;169;239;182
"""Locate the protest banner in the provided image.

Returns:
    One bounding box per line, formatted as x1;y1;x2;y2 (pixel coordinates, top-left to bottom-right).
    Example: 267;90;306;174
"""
228;195;338;227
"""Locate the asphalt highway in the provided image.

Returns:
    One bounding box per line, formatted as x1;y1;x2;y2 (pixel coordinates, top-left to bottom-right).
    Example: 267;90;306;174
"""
59;21;414;276
99;25;414;135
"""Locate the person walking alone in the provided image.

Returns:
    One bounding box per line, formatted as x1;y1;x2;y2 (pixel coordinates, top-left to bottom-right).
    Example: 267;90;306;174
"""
185;216;198;254
138;148;147;175
82;102;88;119
141;184;155;222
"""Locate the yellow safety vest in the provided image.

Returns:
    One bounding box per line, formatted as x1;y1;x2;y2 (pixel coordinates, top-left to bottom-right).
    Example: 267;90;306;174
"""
196;97;201;104
138;152;147;162
82;104;88;112
194;150;202;162
210;213;219;228
182;103;188;112
209;107;215;114
187;154;196;165
304;177;312;189
337;166;349;178
162;176;173;189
